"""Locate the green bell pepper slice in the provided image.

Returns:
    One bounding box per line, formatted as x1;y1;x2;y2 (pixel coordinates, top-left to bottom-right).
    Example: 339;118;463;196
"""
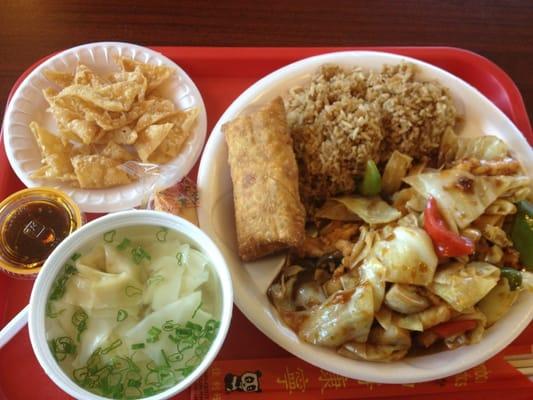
360;160;381;196
511;200;533;270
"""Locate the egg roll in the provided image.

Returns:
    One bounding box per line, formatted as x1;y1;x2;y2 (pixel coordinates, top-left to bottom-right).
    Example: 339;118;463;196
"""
223;97;305;261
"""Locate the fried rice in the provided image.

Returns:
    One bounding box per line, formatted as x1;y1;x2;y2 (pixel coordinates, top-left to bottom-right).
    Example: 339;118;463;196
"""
284;63;457;210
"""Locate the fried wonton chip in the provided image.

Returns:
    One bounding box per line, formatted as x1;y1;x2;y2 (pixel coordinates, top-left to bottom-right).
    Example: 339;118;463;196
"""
64;119;101;144
101;140;135;162
57;76;146;112
71;155;132;188
135;123;173;162
134;97;176;132
148;108;198;163
48;91;151;132
106;125;138;144
29;121;76;181
117;57;174;92
43;69;74;87
73;64;108;87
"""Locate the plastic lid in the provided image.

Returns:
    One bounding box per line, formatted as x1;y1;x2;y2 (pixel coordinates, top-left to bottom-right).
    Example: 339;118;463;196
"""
0;187;83;278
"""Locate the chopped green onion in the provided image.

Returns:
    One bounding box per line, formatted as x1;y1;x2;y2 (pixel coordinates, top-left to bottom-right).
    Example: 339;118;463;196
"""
179;365;195;377
101;339;123;355
103;230;116;243
156;228;168;242
125;285;143;297
116;238;132;251
131;343;145;350
176;252;183;266
50;336;77;361
71;252;82;261
46;301;64;318
160;349;171;367
127;378;142;388
71;309;88;342
146;326;162;343
147;275;164;286
131;246;151;264
49;263;77;301
143;387;157;396
191;301;202;319
116;309;128;322
162;320;176;332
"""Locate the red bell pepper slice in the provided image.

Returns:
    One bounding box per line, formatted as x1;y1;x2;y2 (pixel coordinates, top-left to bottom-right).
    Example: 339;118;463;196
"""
423;197;475;258
429;319;477;338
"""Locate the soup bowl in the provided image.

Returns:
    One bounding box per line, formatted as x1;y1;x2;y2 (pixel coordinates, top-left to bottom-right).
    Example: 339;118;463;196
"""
28;210;233;400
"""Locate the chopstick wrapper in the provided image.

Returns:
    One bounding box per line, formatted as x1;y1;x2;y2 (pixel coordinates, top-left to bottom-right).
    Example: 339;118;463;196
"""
190;344;533;400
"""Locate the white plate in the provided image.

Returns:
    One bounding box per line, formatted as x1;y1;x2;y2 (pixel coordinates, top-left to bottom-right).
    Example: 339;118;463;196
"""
2;42;207;213
197;51;533;383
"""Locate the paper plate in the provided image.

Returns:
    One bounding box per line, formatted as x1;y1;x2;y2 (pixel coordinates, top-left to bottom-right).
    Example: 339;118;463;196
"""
197;51;533;383
2;42;207;213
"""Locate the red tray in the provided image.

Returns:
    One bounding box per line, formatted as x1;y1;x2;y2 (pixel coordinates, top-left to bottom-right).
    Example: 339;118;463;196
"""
1;47;532;400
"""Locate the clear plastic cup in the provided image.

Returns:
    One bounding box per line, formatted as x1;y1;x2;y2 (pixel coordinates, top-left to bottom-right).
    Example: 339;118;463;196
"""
0;187;83;278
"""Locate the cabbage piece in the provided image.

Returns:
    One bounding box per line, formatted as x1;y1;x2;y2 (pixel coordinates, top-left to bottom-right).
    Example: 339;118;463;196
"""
438;127;459;166
298;283;374;347
294;280;327;310
333;196;401;225
342;226;378;270
339;323;411;362
522;271;533;291
359;257;386;312
376;304;452;332
315;200;360;221
384;284;430;314
456;136;510;161
477;278;520;326
439;129;510;165
382;151;413;195
429;262;500;312
373;226;438;286
404;169;529;230
338;342;409;362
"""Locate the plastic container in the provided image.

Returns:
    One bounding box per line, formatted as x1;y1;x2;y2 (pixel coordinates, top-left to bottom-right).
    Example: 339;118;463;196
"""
0;187;83;278
27;210;233;400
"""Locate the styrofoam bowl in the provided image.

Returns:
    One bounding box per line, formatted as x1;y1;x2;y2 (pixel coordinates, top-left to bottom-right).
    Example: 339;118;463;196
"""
28;210;233;400
2;42;207;213
197;50;533;383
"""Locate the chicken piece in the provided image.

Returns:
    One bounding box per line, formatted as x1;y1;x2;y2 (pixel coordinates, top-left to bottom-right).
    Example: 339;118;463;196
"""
295;222;359;258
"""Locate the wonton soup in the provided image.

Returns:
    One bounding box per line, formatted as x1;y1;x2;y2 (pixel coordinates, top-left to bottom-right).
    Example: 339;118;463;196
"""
45;225;221;399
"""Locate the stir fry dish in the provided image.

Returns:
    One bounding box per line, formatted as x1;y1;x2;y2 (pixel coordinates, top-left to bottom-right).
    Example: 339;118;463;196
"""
225;63;533;362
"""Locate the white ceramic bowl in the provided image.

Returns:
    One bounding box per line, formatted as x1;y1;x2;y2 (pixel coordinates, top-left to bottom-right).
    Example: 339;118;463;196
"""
197;50;533;383
28;210;233;400
3;42;207;213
